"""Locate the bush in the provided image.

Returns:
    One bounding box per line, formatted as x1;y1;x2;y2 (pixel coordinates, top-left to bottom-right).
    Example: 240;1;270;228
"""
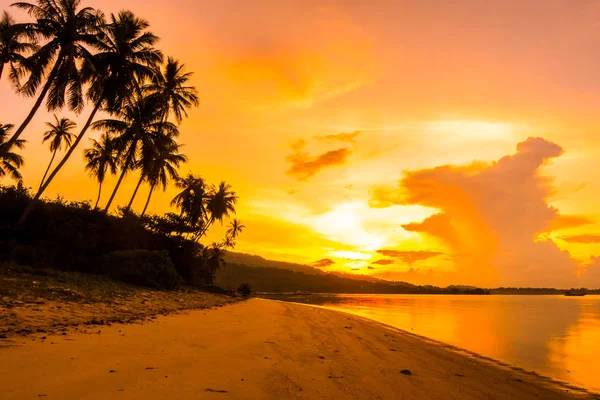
237;282;251;297
102;249;183;289
0;185;220;287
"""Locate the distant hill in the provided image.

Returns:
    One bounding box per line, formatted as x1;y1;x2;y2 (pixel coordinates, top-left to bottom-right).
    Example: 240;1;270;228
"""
224;252;414;287
490;287;600;295
221;253;600;294
215;261;489;294
224;252;325;275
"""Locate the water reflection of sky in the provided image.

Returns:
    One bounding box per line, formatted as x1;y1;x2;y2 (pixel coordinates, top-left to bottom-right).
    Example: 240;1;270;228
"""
262;294;600;392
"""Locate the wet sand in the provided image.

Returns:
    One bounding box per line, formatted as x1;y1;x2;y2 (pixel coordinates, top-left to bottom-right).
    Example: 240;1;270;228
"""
0;299;595;399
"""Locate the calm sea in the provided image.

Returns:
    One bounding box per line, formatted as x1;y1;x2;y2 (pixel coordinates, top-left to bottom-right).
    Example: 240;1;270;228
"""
261;294;600;393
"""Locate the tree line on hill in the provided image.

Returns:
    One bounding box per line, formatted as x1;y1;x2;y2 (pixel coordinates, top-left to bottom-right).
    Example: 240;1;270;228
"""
215;263;491;294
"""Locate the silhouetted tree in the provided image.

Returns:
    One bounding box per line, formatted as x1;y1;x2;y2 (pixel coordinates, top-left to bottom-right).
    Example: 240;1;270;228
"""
0;11;36;82
0;123;25;181
146;56;199;123
39;115;76;188
139;135;186;216
225;218;245;248
171;173;210;228
94;94;174;212
84;133;118;209
199;182;237;238
18;9;162;224
2;0;101;155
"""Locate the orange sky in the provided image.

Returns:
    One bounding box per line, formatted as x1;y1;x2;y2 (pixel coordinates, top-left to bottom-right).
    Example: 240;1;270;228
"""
2;0;600;287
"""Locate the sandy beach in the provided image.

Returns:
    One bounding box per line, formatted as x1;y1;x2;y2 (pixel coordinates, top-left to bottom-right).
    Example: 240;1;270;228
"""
0;298;595;400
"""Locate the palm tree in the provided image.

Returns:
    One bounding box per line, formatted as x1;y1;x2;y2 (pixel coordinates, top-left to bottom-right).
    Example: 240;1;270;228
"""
128;57;197;213
84;133;118;209
171;173;210;228
86;10;163;113
139;135;187;216
226;219;245;240
0;11;37;82
39;115;76;188
0;123;25;181
224;218;245;248
94;94;175;212
200;182;238;237
18;10;163;224
198;243;226;284
146;56;199;124
2;0;100;155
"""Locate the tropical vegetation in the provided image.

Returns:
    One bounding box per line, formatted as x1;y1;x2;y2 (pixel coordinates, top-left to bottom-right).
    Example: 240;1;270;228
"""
0;0;243;288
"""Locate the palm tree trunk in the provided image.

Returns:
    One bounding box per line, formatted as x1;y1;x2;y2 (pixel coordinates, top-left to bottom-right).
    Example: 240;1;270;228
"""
94;182;102;209
39;149;57;189
201;215;215;237
125;173;144;211
104;142;136;212
195;215;214;242
17;99;102;226
140;184;154;216
1;54;64;157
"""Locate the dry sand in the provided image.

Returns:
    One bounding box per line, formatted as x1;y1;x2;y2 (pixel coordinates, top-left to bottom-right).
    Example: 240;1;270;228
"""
0;299;596;399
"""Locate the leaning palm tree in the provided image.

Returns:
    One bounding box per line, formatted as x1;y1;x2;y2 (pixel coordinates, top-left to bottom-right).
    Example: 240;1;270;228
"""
2;0;101;155
18;10;163;224
84;133;118;209
145;56;199;124
0;11;37;82
39;115;76;188
139;135;187;216
125;57;197;211
94;94;175;212
0;123;25;181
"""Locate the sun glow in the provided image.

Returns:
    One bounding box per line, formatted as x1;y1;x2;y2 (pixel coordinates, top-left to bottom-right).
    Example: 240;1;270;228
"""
329;250;372;261
425;120;517;141
311;202;386;251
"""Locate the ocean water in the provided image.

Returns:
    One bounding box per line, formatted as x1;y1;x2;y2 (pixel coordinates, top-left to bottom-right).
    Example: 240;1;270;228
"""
262;294;600;393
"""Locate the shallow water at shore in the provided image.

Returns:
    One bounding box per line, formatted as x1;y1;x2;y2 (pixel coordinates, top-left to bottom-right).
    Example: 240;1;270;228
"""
261;294;600;392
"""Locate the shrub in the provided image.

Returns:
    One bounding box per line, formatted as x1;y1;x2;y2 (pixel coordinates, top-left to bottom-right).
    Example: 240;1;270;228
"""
102;249;182;289
237;282;251;297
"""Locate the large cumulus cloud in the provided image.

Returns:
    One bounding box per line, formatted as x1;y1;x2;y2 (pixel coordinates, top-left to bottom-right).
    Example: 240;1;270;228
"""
371;137;582;287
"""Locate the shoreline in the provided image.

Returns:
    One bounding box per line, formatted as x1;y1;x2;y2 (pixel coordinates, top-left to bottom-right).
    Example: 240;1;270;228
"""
293;301;594;397
1;298;595;399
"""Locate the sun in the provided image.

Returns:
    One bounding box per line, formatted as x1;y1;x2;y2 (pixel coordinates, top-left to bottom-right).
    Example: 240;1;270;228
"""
311;202;386;251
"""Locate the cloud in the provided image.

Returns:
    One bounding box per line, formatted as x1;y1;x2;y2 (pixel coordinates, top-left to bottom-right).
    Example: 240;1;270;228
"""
367;266;375;270
290;139;306;152
372;259;395;265
286;140;352;180
559;234;600;244
312;258;336;268
371;137;581;287
548;215;594;231
402;214;460;248
375;250;443;265
315;131;362;143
